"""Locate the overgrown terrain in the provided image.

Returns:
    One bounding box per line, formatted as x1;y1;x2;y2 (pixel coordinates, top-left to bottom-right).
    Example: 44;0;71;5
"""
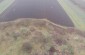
0;18;85;55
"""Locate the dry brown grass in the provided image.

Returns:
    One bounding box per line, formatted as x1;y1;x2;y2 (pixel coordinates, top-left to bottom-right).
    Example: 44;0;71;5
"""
0;18;85;55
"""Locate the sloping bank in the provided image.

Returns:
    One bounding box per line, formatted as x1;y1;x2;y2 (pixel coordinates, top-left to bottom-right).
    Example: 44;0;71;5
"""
57;0;85;30
0;0;15;14
0;18;85;55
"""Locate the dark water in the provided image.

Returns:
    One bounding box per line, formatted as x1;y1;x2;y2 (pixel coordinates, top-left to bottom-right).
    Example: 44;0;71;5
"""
0;0;74;27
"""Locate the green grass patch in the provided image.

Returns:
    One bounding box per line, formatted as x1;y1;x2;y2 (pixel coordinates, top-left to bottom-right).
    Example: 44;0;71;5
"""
0;0;15;14
57;0;85;30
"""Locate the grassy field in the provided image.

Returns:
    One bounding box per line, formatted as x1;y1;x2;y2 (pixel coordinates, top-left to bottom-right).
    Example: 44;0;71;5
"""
0;0;15;14
57;0;85;30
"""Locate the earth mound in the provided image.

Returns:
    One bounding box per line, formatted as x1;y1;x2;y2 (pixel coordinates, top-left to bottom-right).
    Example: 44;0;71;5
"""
0;18;85;55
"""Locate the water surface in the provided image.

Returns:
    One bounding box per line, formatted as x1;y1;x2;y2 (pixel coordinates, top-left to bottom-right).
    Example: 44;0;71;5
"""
0;0;74;27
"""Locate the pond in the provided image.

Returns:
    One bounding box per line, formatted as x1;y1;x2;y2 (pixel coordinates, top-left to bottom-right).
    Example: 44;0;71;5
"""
0;0;74;27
